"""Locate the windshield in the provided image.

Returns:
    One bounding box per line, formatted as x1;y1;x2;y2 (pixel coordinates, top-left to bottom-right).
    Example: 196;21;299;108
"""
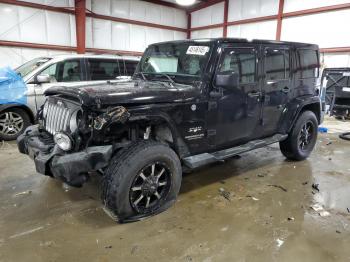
136;42;213;84
15;57;51;77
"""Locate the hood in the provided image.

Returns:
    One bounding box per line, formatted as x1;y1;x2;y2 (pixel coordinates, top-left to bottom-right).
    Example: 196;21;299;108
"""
44;80;200;107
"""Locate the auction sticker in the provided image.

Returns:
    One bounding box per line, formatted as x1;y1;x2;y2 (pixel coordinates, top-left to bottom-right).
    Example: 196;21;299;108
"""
186;46;210;55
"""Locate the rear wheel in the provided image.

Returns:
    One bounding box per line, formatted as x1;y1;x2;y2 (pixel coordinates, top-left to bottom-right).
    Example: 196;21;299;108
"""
280;110;318;161
101;141;182;222
0;108;30;141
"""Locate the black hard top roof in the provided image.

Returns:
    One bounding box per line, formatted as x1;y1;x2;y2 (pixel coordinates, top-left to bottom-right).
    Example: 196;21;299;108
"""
149;37;318;49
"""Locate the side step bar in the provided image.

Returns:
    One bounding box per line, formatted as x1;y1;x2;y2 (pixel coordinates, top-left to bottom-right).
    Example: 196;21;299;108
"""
183;134;288;169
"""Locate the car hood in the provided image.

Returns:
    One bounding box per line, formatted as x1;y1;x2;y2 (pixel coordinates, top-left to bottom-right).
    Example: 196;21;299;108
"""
45;80;200;107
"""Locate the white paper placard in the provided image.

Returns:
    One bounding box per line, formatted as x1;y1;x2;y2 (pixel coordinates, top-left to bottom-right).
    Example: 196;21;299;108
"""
186;46;210;55
342;87;350;92
343;72;350;76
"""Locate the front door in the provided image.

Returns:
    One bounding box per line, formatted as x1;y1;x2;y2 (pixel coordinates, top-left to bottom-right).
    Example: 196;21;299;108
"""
261;46;291;136
207;46;262;149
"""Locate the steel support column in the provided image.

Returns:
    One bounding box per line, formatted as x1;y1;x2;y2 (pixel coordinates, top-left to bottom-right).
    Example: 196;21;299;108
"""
75;0;86;54
276;0;284;41
187;13;191;39
223;0;229;37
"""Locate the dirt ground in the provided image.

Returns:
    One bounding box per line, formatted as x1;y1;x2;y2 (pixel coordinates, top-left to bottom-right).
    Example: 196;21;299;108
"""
0;117;349;262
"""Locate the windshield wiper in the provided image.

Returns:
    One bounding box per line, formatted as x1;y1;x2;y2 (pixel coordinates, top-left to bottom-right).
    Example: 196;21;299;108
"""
152;73;176;86
134;71;147;80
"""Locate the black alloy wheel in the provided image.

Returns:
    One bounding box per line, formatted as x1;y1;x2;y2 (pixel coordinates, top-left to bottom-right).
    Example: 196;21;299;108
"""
129;162;172;213
298;121;314;151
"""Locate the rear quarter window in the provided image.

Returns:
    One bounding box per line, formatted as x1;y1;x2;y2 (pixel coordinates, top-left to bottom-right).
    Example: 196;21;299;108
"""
297;49;319;79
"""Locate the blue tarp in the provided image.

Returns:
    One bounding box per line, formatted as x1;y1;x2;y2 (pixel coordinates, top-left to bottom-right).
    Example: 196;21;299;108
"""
0;67;27;105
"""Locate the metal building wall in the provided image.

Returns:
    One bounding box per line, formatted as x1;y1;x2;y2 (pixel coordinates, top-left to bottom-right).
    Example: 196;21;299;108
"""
190;0;350;68
0;1;76;67
86;0;187;52
0;0;187;68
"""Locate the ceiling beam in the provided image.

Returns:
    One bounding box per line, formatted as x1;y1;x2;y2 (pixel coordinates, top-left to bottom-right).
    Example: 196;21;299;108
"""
87;12;187;32
0;40;76;52
283;3;350;18
320;47;350;53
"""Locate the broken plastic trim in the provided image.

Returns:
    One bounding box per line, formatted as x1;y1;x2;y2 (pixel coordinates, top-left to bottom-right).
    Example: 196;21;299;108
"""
94;106;130;130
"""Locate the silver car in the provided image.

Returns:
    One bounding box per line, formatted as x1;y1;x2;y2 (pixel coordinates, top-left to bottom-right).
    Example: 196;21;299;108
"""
0;54;140;140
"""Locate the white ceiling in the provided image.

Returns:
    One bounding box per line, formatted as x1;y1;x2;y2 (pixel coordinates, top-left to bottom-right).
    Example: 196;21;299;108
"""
161;0;201;6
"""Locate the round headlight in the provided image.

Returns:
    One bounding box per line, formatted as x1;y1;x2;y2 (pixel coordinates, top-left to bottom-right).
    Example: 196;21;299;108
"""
54;132;72;151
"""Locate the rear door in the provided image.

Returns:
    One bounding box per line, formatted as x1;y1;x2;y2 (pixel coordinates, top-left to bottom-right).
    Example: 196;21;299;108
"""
261;45;291;136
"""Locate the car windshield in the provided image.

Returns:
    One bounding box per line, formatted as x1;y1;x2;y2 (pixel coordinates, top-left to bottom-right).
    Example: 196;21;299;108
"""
136;42;213;84
15;57;51;77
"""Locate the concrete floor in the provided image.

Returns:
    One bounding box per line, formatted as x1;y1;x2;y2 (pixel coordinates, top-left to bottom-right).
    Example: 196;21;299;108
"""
0;117;350;262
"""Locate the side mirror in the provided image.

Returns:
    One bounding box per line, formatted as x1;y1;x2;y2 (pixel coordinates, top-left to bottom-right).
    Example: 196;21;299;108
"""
36;74;51;84
215;72;239;90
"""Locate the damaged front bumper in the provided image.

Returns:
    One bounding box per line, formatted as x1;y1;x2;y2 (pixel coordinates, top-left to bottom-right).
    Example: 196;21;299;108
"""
17;125;113;187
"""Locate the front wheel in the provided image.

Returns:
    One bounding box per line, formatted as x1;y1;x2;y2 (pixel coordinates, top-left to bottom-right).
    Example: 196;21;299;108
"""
101;141;182;222
280;110;318;161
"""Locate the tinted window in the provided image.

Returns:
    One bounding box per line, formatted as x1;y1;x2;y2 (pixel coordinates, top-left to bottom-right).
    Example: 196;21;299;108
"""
88;59;138;80
265;48;290;80
298;49;319;79
120;60;138;76
219;49;256;84
88;59;117;80
40;60;81;83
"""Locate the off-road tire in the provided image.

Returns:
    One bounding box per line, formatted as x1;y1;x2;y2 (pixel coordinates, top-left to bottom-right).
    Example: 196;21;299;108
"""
279;110;318;161
0;108;30;141
101;141;182;222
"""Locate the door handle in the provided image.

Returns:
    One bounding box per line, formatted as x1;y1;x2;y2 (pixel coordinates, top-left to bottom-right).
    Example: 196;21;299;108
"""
281;86;290;93
247;91;261;98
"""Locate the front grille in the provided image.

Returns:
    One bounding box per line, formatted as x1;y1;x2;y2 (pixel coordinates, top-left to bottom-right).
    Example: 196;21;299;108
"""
44;101;70;135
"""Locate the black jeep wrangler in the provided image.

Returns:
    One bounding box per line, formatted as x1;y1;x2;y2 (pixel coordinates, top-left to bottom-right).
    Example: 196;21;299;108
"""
17;38;321;222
